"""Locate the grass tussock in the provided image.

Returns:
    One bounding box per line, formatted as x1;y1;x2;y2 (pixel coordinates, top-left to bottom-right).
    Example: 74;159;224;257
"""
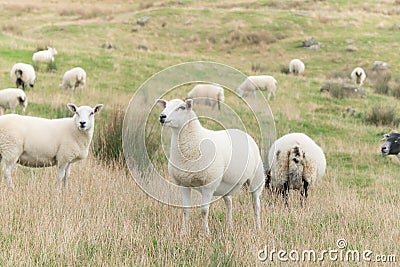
365;104;400;127
93;105;125;165
373;72;391;95
320;82;366;99
59;7;110;19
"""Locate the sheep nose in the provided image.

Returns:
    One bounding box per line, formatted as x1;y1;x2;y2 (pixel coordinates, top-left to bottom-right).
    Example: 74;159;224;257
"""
80;121;86;127
159;114;166;123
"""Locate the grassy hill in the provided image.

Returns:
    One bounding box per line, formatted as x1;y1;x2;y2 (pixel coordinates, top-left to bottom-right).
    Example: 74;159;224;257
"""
0;0;399;265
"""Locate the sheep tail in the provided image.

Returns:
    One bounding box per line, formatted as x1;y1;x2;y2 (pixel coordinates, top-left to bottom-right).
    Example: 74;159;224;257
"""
18;96;26;104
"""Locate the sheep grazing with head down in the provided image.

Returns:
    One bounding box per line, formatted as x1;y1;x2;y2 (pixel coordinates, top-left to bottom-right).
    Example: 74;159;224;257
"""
0;88;28;115
350;67;366;88
236;75;278;100
32;47;58;63
156;98;265;235
289;59;305;75
60;67;87;93
186;83;224;110
267;133;326;206
10;63;36;90
0;103;103;190
381;130;400;160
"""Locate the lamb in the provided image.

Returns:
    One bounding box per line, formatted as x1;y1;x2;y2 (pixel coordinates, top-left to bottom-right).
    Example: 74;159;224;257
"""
266;133;326;206
10;63;36;90
289;59;305;75
236;75;278;100
186;83;224;110
381;130;400;160
0;103;103;190
32;47;58;63
60;67;87;93
156;98;265;235
0;88;28;115
350;67;366;88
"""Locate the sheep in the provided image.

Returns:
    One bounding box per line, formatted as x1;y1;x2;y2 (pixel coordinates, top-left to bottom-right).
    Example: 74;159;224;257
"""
381;130;400;160
60;67;87;93
10;63;36;90
0;88;28;115
156;98;265;235
32;47;58;63
236;75;278;100
0;103;103;190
350;67;366;88
289;59;305;75
186;83;224;110
266;133;326;206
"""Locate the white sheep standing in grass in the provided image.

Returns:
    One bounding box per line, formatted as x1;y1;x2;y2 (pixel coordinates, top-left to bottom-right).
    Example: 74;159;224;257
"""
0;103;103;190
186;83;224;110
0;88;28;115
60;67;87;93
10;63;36;90
236;75;278;100
32;47;58;63
157;98;265;235
267;133;326;206
350;67;366;88
289;59;305;75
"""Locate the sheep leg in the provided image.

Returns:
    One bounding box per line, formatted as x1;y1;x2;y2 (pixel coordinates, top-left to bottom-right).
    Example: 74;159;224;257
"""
200;189;213;236
281;182;289;208
300;179;309;207
3;160;16;190
63;163;71;190
57;162;69;191
180;186;191;235
251;187;262;231
223;195;232;229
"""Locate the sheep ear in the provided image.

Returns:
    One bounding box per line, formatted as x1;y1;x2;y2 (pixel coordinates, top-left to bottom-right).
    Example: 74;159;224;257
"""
156;99;167;109
94;104;103;113
67;103;78;113
186;99;193;110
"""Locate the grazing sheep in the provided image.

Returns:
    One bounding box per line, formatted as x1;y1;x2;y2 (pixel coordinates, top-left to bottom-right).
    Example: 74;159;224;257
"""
0;88;28;115
0;103;103;190
186;83;224;110
156;98;264;235
32;47;58;63
266;133;326;206
350;67;366;88
381;130;400;160
289;59;305;75
60;67;87;93
236;75;278;100
10;63;36;90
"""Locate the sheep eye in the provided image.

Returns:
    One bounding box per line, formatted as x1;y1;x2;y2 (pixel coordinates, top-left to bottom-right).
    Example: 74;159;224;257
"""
178;106;186;111
90;112;94;116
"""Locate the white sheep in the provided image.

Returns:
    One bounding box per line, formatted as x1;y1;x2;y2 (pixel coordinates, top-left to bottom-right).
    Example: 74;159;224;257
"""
289;59;305;75
156;98;265;235
0;88;28;115
60;67;87;93
32;47;58;63
186;83;224;110
350;67;366;88
10;63;36;90
0;103;103;190
267;133;326;206
236;75;278;100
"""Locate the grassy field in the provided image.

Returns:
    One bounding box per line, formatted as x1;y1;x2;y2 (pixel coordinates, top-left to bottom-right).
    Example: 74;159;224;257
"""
0;0;399;265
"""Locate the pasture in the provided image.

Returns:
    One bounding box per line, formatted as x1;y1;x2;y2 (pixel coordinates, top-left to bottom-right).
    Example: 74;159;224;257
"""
0;0;399;265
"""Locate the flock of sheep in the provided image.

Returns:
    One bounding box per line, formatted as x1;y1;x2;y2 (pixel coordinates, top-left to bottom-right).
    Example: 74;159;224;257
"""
0;47;102;190
159;59;371;235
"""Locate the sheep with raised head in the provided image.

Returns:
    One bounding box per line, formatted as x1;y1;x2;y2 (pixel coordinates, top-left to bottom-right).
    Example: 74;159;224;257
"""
236;75;278;100
289;59;305;75
156;98;264;235
10;63;36;90
60;67;87;93
32;47;58;63
0;88;28;115
266;133;326;206
0;103;103;190
186;83;224;110
381;130;400;160
350;67;366;88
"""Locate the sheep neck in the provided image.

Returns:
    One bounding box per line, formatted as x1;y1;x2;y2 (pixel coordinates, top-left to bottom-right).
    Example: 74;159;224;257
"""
170;116;205;161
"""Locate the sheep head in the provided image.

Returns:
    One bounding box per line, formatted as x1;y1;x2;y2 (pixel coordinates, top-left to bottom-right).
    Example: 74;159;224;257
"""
156;98;194;129
67;103;103;132
381;131;400;156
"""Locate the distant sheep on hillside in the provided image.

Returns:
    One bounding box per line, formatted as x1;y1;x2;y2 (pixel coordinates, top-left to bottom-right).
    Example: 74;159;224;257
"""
289;59;305;75
236;75;278;100
186;83;224;110
60;67;87;93
10;63;36;90
32;47;58;63
350;67;366;88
